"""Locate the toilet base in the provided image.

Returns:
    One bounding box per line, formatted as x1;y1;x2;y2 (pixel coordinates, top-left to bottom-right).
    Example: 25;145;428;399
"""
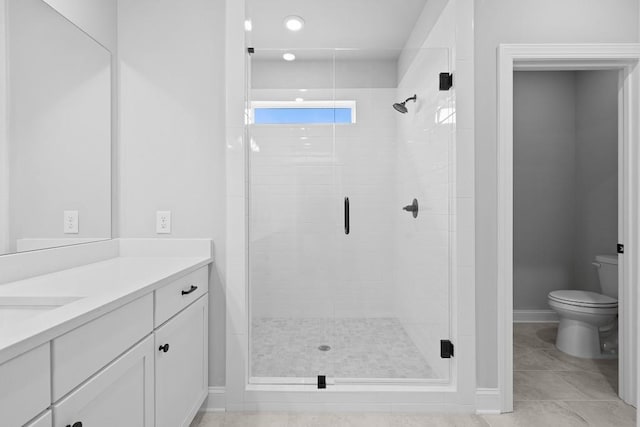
556;318;616;359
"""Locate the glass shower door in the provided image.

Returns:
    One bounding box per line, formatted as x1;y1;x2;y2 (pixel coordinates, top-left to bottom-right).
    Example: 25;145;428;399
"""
248;47;454;385
248;49;338;383
330;48;453;382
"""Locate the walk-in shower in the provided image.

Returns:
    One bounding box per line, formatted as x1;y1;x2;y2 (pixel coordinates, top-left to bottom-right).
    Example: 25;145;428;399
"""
246;48;454;386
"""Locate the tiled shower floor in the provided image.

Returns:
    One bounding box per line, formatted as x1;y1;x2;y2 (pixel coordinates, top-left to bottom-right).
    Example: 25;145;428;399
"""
251;317;436;379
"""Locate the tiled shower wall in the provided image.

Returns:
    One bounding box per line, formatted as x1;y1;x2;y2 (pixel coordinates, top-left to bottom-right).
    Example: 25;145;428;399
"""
394;48;453;379
249;82;399;319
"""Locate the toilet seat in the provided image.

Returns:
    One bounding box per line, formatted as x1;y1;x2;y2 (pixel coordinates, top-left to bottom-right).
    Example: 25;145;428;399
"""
548;290;617;309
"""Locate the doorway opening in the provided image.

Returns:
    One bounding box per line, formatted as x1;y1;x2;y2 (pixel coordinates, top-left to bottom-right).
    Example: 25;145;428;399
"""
497;44;640;412
512;69;621;407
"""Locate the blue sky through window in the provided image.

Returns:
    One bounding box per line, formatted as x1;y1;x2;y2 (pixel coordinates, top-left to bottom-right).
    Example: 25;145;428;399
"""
254;107;352;124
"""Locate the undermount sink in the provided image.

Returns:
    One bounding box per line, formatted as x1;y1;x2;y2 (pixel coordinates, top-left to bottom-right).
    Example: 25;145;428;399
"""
0;296;81;327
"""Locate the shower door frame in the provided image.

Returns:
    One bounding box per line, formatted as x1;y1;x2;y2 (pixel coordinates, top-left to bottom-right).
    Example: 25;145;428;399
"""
245;47;456;387
227;45;478;411
223;0;476;411
497;43;640;413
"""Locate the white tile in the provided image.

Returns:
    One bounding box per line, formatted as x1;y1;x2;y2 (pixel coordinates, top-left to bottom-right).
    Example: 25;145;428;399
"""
454;60;474;131
457;266;475;335
456;129;474;198
226;127;246;197
455;197;474;267
454;0;474;62
225;333;248;405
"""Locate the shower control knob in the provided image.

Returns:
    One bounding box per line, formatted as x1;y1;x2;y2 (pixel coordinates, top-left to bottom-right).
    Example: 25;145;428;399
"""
403;199;419;218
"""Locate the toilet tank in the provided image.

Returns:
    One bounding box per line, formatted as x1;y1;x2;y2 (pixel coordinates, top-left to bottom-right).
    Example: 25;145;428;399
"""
595;254;619;298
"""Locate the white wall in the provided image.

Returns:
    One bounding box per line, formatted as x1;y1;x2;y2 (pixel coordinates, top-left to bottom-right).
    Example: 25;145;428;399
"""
252;57;398;89
117;0;227;387
0;0;8;255
43;0;116;51
513;72;577;310
8;0;111;252
475;0;638;387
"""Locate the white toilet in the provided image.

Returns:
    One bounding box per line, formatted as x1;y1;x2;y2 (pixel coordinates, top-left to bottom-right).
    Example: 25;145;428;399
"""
548;254;618;359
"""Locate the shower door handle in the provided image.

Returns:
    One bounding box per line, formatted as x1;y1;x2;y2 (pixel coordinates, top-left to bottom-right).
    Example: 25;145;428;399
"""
344;197;350;235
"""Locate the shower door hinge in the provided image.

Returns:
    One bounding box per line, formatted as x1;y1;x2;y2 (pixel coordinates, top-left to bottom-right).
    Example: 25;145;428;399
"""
618;244;624;254
439;73;453;91
317;375;326;389
441;340;454;358
247;47;255;55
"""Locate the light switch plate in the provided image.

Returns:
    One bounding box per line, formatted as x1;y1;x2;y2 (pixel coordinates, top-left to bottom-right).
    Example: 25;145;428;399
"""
63;210;79;234
156;211;171;234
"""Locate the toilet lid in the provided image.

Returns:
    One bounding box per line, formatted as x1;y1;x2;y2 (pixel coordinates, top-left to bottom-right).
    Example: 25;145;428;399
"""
549;290;618;308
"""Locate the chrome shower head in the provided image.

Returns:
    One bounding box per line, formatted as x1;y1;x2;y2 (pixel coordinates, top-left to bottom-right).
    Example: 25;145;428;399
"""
392;94;417;114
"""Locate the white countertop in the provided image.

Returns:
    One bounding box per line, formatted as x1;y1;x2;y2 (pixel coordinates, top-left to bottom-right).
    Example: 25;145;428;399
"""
0;254;211;364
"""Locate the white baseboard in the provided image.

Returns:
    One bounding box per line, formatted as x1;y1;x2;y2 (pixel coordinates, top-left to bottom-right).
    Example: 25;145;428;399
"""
476;388;500;414
204;385;505;414
513;309;559;323
202;387;226;412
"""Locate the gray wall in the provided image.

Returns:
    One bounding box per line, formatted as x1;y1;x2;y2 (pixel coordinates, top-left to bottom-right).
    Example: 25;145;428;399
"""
574;71;619;293
475;0;638;387
513;71;618;311
513;72;577;310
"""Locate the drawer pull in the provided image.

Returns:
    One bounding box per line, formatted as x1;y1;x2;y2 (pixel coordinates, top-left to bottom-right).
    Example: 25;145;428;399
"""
181;285;198;295
159;344;170;353
66;423;83;427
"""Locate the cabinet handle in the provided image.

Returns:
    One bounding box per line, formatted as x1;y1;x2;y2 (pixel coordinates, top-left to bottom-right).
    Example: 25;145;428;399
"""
159;343;170;353
66;423;83;427
181;285;198;295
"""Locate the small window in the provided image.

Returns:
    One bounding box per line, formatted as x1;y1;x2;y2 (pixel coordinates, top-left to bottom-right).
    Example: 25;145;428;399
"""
251;101;356;125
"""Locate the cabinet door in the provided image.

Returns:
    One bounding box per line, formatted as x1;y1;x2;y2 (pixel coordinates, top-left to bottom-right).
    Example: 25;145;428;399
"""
155;295;208;427
25;410;52;427
0;343;50;427
53;336;154;427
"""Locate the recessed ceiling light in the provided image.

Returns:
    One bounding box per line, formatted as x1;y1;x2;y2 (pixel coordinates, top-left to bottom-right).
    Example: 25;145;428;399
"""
283;52;296;61
284;15;304;32
244;19;252;31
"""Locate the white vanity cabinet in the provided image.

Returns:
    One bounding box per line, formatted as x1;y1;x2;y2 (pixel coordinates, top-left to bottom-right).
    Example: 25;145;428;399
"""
51;294;154;401
25;410;52;427
0;343;50;427
53;336;155;427
155;295;208;427
0;258;210;427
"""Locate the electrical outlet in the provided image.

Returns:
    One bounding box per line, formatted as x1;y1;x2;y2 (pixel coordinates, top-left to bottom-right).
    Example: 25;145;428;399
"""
156;211;171;234
64;210;79;234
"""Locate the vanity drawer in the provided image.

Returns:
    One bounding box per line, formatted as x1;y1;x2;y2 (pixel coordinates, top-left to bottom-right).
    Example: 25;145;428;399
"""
155;267;208;326
51;294;153;401
0;343;50;427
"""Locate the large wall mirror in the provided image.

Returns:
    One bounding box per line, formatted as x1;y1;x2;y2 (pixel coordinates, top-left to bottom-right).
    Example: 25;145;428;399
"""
0;0;115;255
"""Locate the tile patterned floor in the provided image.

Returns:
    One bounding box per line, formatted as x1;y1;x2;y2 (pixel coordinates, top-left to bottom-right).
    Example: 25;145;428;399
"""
251;317;436;379
193;323;636;426
484;323;635;427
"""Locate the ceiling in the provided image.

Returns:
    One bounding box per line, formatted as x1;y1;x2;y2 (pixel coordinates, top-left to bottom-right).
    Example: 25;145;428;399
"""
246;0;429;50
